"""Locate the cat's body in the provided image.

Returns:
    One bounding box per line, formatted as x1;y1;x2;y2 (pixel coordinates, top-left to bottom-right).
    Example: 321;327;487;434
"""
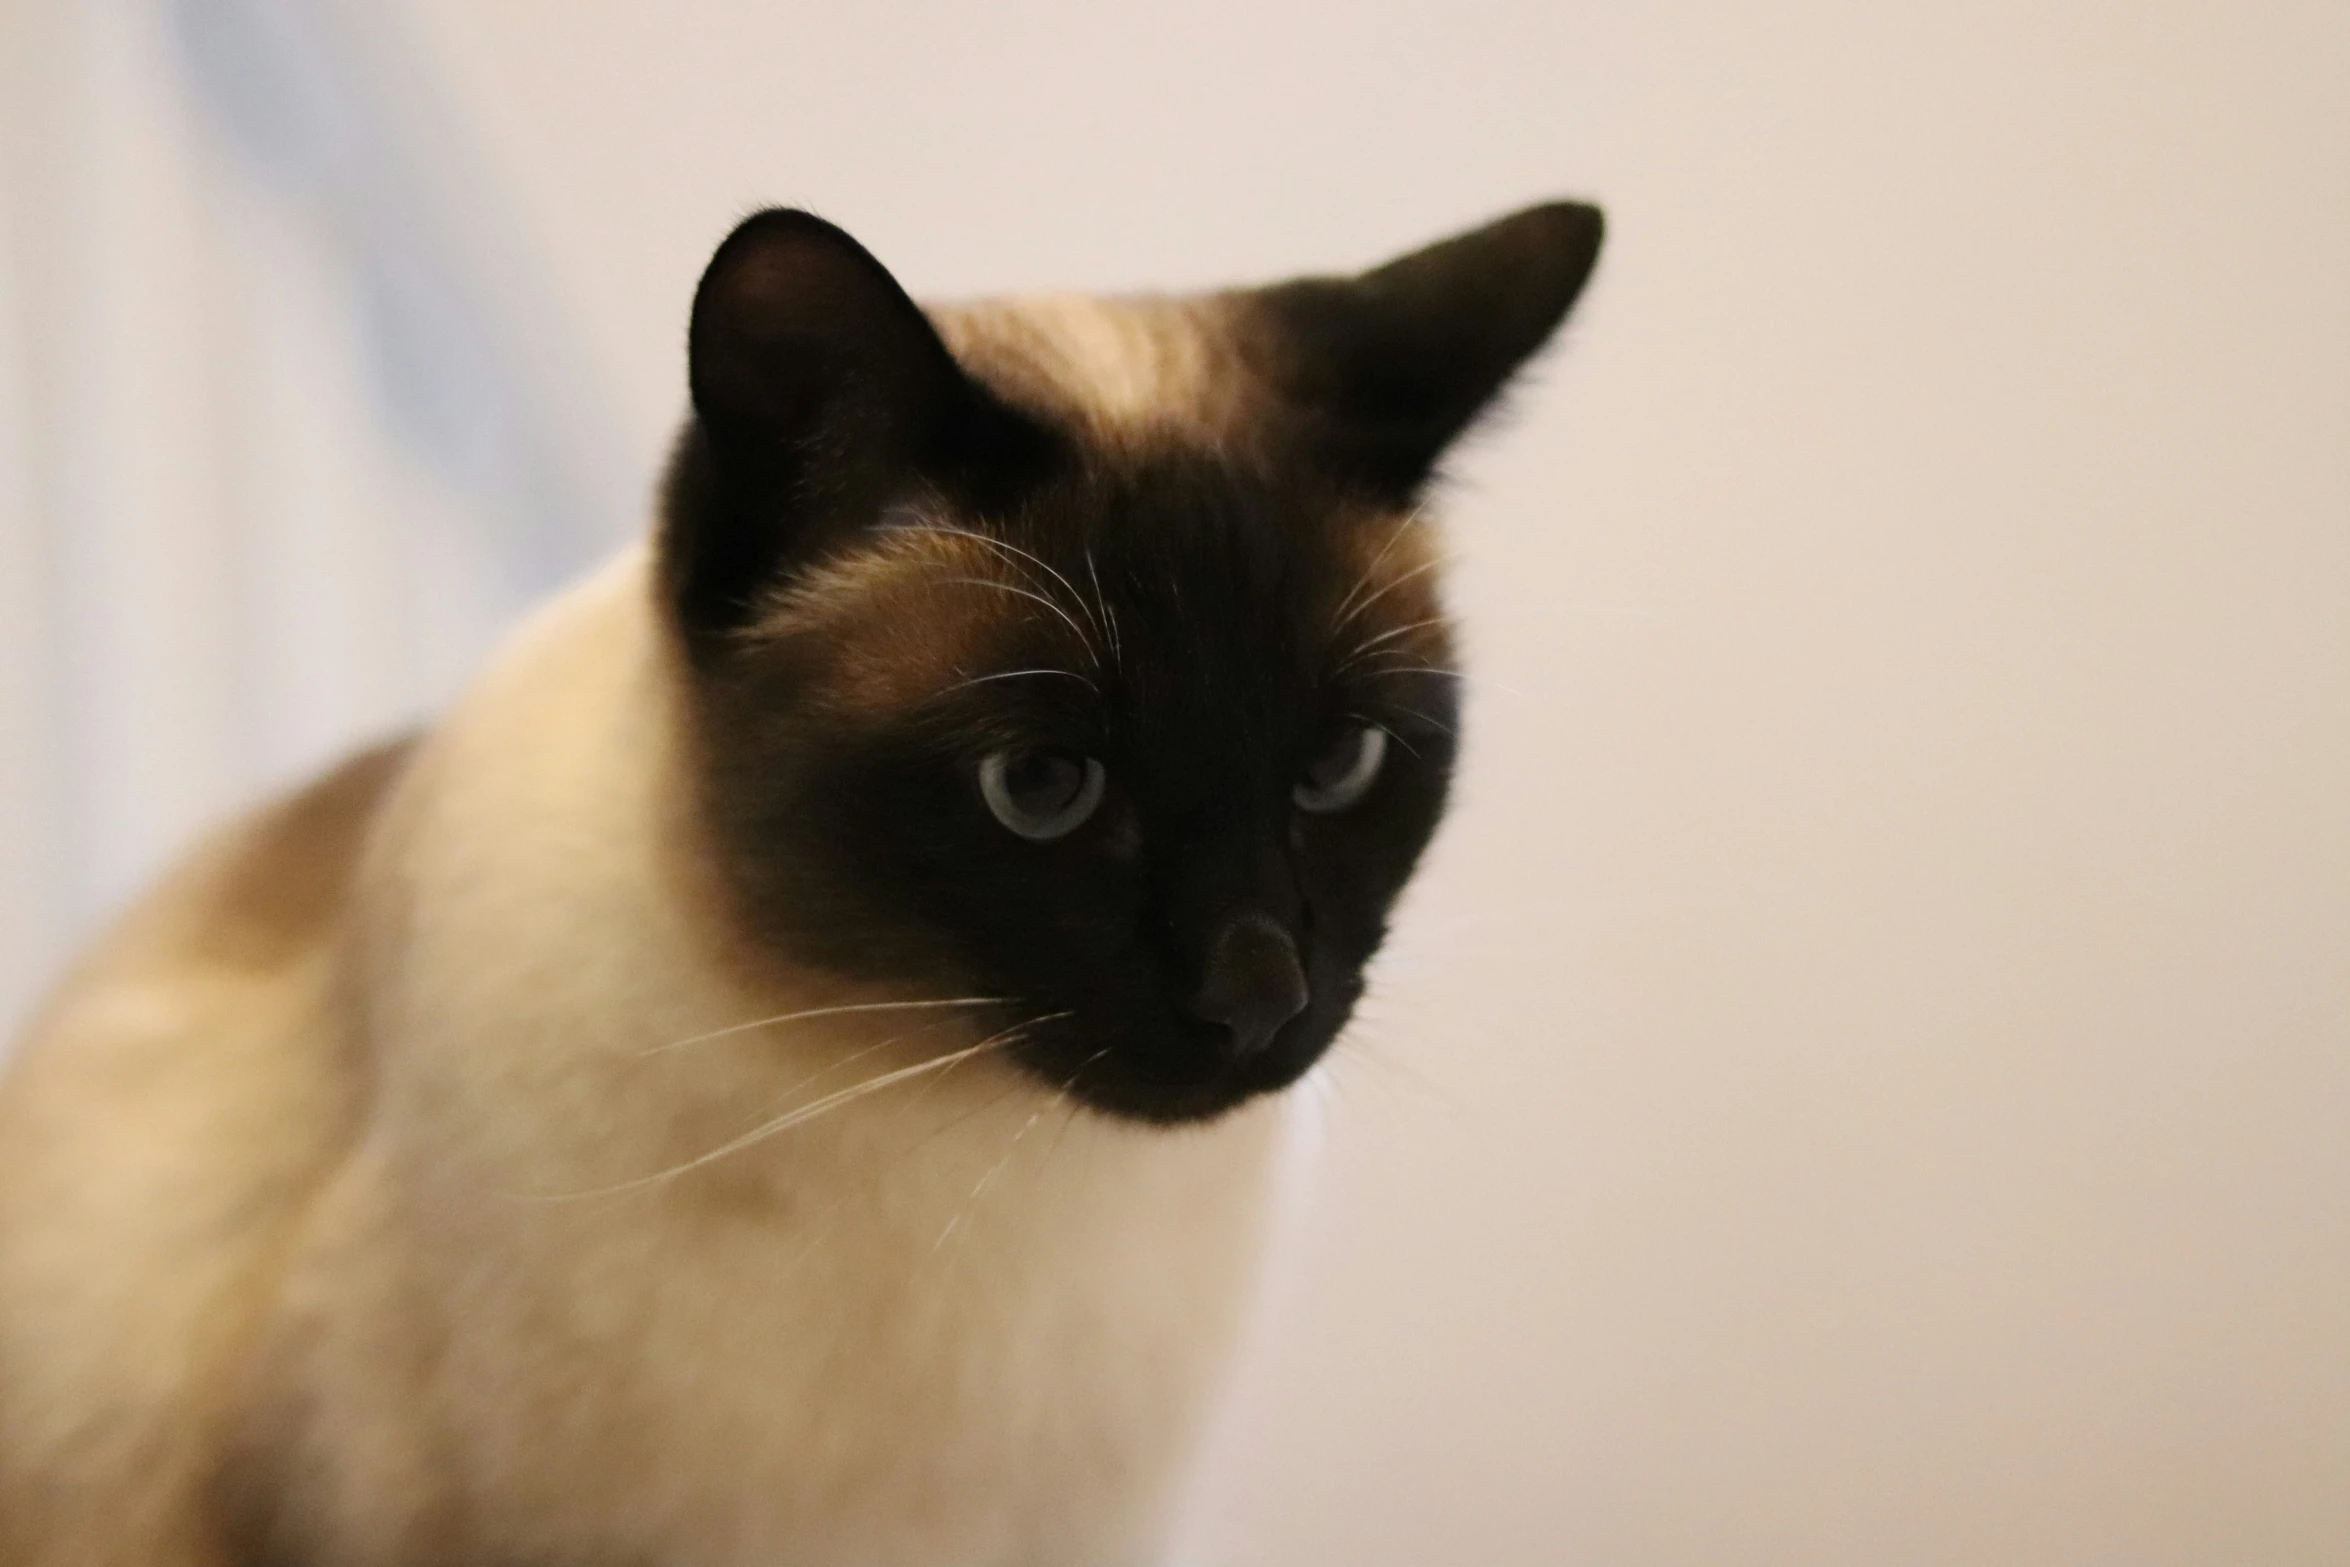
0;552;1278;1564
0;203;1600;1564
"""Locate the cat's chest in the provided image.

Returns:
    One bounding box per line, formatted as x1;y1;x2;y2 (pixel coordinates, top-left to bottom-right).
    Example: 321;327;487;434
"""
453;1093;1287;1567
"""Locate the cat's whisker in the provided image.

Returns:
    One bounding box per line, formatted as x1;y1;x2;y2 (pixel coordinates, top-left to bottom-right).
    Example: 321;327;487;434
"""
934;1086;1059;1255
889;1007;1067;1127
699;1013;975;1134
1332;550;1453;646
940;577;1102;667
887;1007;1083;1163
1335;613;1453;674
1352;720;1425;759
555;1018;1052;1200
776;1022;1083;1274
1357;659;1522;702
1334;1032;1480;1123
924;1040;1102;1256
974;1106;1046;1199
640;995;1010;1055
937;667;1098;697
1344;706;1456;745
561;1047;995;1199
1082;546;1123;670
1038;1048;1111;1174
984;540;1109;652
907;526;1110;651
898;1075;1036;1170
1326;510;1423;634
898;522;1052;588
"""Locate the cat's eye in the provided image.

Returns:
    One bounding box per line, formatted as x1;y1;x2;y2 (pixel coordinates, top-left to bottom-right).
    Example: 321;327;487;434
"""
1293;726;1389;814
979;747;1106;841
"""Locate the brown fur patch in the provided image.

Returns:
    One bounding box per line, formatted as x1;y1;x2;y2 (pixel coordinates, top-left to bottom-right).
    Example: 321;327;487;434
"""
752;522;1097;720
190;737;418;971
1326;512;1457;678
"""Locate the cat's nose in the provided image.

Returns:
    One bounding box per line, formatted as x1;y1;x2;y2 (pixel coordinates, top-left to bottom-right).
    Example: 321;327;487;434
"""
1187;913;1310;1060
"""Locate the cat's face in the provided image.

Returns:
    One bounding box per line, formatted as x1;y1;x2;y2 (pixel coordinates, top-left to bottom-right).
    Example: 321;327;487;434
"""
661;205;1599;1123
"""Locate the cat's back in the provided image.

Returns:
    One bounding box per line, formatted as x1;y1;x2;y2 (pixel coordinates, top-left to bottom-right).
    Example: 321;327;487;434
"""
0;736;412;1559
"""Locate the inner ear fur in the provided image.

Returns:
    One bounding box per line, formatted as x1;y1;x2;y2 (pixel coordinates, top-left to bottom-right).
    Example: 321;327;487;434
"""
1245;199;1605;500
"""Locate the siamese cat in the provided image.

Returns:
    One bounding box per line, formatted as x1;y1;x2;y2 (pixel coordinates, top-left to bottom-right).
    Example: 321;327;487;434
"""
0;199;1602;1565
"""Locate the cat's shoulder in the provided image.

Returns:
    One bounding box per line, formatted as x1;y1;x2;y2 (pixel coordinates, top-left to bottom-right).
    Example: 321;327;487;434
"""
53;732;413;1009
0;732;417;1210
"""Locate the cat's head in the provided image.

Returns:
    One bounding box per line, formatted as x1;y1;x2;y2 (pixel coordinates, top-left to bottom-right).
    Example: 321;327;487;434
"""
659;202;1601;1124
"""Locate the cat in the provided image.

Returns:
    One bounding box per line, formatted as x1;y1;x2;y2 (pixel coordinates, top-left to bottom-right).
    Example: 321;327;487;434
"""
0;198;1601;1566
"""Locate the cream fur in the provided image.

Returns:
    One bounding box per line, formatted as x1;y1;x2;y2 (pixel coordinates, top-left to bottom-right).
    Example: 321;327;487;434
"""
932;296;1241;442
0;548;1287;1566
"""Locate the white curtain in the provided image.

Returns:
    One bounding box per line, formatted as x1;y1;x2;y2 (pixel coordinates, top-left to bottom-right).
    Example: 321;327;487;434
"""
0;0;623;1036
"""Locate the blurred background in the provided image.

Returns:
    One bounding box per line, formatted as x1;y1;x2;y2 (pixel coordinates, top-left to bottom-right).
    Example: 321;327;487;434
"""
1;1;2345;1562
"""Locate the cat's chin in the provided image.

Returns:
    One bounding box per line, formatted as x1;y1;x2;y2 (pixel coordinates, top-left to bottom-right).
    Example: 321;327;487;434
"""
1071;1061;1308;1127
1007;1005;1344;1127
1046;1059;1312;1127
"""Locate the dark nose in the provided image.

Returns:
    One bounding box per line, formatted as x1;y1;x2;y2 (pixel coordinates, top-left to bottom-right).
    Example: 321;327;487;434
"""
1187;913;1310;1060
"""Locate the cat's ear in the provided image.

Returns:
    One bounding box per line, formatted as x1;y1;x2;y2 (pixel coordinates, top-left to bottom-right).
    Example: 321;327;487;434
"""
663;209;1048;647
1247;200;1604;499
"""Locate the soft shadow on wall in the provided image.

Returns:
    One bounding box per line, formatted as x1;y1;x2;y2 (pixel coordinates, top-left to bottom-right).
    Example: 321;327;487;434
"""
0;0;619;1035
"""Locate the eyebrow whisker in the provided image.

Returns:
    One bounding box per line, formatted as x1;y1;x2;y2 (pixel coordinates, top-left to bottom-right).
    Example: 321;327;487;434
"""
938;667;1100;697
940;577;1101;667
1082;546;1123;670
1327;509;1422;633
1331;550;1452;642
906;524;1110;651
1335;613;1453;674
1348;663;1465;680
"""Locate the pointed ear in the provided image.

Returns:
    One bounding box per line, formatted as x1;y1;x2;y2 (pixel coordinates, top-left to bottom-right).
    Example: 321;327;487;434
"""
1247;200;1604;499
661;209;1050;646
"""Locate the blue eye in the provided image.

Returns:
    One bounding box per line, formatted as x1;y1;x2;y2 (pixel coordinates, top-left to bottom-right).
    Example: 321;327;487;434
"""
1294;726;1388;814
979;748;1107;841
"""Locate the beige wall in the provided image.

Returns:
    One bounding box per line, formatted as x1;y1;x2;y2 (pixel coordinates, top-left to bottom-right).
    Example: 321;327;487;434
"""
0;0;629;1019
315;0;2350;1559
